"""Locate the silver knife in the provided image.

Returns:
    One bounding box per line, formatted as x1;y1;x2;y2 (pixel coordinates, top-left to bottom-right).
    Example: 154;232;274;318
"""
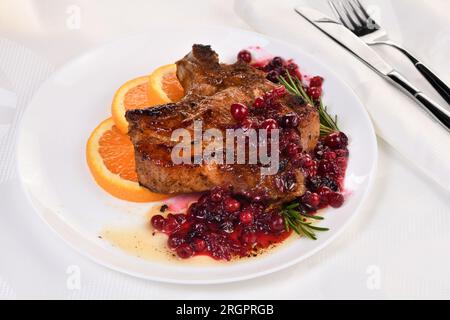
294;6;450;131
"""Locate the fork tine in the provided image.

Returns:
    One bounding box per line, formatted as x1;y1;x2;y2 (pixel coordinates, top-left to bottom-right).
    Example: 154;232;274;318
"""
353;0;371;20
347;0;368;25
339;0;361;30
328;1;348;27
354;0;380;29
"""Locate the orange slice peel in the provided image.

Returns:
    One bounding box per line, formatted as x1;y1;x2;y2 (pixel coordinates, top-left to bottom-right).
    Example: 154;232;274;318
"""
147;64;184;105
111;76;150;134
86;118;169;202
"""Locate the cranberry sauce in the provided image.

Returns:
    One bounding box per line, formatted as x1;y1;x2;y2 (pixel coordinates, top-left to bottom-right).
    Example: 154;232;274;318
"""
252;55;302;83
150;51;349;260
300;132;348;210
151;188;291;260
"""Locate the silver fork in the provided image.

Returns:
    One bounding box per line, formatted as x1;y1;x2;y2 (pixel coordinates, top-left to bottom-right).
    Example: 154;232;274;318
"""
328;0;450;105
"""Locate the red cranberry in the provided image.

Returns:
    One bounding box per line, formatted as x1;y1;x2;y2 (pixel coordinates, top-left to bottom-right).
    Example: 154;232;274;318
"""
270;101;283;110
225;198;241;213
336;157;348;171
260;119;279;131
210;189;223;202
176;244;193;259
291;153;302;168
273;86;286;98
300;154;314;168
281;129;301;145
286;63;299;76
335;149;349;158
271;56;284;68
241;118;255;131
306;162;318;177
270;215;285;232
230;103;248;122
191;206;207;220
323;151;337;161
280;113;299;128
221;221;234;233
314;142;326;157
241;232;257;245
266;70;279;83
151;215;166;231
328;192;344;208
324;132;348;149
309;76;324;88
307;86;322;100
263;62;274;72
163;215;179;233
191;222;207;234
237;50;252;63
197;193;209;205
317;186;332;198
192;238;206;252
173;213;187;224
239;209;254;224
253;96;265;108
302;191;321;209
339;132;349;145
168;234;185;249
318;160;339;177
308;176;339;192
287;143;300;156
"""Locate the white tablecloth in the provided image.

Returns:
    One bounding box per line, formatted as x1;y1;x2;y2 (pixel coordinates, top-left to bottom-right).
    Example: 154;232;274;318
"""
0;0;449;299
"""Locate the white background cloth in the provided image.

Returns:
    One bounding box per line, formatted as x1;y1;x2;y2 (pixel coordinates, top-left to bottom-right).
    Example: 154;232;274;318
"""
0;0;449;299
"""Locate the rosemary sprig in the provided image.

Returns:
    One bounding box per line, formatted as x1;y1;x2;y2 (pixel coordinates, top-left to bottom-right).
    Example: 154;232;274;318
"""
319;100;339;136
278;73;339;136
280;202;329;240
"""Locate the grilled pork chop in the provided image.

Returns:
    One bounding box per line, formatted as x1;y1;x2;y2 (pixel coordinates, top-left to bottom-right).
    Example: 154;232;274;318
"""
126;45;320;201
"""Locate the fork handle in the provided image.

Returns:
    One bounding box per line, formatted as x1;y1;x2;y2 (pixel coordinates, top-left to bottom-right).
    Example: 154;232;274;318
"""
415;63;450;104
387;71;450;131
371;41;450;105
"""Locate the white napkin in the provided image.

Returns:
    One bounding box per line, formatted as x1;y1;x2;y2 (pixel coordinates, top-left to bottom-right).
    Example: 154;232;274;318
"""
0;37;54;183
235;0;450;192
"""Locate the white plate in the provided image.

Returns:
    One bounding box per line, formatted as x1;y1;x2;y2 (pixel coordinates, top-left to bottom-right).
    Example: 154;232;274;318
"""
17;26;377;284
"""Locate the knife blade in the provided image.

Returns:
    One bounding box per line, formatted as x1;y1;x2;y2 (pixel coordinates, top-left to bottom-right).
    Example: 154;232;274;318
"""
294;6;394;76
294;6;450;131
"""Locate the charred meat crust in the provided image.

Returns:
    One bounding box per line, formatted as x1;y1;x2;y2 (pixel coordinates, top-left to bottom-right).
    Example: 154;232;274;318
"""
126;44;320;201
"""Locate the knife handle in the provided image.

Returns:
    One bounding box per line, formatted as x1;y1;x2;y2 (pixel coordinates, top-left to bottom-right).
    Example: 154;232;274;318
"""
387;71;450;131
415;63;450;105
371;41;450;105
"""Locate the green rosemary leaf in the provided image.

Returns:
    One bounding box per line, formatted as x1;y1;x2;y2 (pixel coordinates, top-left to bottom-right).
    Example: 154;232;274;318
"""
306;225;330;232
295;79;314;105
299;213;324;220
284;216;290;231
281;202;329;240
298;223;317;240
287;219;303;236
278;74;339;135
287;210;302;220
318;100;339;132
285;202;300;210
279;76;302;98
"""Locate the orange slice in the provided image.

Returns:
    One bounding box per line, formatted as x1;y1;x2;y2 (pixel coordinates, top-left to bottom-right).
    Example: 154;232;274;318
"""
111;76;150;134
147;64;184;105
86;118;169;202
